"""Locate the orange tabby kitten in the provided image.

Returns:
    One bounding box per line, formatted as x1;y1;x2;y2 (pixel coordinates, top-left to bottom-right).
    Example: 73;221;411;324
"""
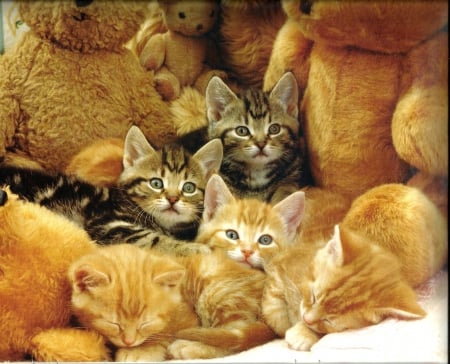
263;183;448;351
69;244;274;361
196;174;305;270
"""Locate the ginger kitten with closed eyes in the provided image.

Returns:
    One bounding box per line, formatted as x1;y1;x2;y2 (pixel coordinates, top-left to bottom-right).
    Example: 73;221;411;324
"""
263;183;447;351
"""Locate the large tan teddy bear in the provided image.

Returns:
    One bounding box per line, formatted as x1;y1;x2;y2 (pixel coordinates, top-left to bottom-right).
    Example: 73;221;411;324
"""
0;0;177;172
264;1;448;224
0;187;109;361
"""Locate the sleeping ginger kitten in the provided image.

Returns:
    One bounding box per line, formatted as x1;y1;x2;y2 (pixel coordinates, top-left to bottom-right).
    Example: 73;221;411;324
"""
69;244;274;362
263;183;448;351
196;174;305;270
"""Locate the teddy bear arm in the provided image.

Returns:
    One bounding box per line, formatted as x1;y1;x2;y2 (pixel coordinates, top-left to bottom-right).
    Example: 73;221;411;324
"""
0;90;21;160
392;31;448;176
139;34;166;70
263;19;313;92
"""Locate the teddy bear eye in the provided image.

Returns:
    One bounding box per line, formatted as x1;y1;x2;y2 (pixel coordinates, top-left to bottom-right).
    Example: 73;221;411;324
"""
300;0;313;15
178;12;186;19
210;10;215;18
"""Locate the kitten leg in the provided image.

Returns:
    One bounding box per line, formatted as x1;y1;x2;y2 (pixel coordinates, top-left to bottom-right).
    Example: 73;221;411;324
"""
284;322;321;351
153;236;212;256
115;344;166;362
167;339;231;360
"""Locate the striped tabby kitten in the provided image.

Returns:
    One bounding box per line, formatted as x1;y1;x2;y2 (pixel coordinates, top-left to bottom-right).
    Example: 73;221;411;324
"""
206;72;306;203
69;244;275;361
0;126;223;255
196;174;305;270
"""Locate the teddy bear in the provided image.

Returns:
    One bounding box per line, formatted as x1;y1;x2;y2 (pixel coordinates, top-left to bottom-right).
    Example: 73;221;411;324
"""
136;0;227;101
263;1;448;223
0;187;109;361
0;0;177;172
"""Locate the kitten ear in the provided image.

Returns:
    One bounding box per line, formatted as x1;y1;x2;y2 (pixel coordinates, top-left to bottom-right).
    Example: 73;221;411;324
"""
273;191;305;242
71;264;110;292
206;76;238;123
154;268;185;288
269;72;299;119
123;126;157;169
324;225;344;266
203;174;235;222
193;139;223;179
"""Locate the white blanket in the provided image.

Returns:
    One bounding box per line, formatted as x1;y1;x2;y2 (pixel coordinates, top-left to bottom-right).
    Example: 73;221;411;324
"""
171;270;448;363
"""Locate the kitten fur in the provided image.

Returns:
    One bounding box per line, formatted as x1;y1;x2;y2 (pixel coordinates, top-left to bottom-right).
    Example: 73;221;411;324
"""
69;244;274;361
262;184;447;351
0;126;223;255
206;72;308;203
197;174;305;270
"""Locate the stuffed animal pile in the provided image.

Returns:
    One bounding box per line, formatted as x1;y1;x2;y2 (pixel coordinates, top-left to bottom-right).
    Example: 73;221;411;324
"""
0;0;447;362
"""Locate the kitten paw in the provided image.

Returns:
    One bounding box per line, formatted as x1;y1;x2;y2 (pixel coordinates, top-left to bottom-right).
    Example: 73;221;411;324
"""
285;323;321;351
167;339;228;359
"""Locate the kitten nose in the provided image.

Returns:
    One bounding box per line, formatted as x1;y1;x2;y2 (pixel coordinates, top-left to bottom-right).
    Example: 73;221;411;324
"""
122;337;135;347
241;249;253;258
302;312;314;326
256;141;266;150
167;196;179;205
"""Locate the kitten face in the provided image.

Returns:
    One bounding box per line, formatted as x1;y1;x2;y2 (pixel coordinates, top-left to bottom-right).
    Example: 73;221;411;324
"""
197;174;305;269
69;245;188;348
298;226;426;334
206;73;300;190
118;126;222;231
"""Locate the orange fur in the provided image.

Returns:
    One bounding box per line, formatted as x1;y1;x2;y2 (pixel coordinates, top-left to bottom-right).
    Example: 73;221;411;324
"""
69;244;274;361
0;187;108;361
263;184;447;351
65;137;124;187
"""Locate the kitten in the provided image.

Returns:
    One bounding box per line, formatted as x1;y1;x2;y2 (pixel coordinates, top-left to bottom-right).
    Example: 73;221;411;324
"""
205;72;308;203
196;174;305;270
262;184;448;351
0;126;223;255
69;244;275;361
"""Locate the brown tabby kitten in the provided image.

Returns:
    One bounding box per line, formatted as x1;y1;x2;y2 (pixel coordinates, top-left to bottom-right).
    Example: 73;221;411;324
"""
69;244;274;362
196;174;305;270
206;72;307;203
263;184;448;351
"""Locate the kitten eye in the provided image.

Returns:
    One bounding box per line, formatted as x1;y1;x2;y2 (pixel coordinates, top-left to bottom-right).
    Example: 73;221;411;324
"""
310;288;317;305
258;234;273;245
182;182;196;194
268;123;281;135
149;178;164;190
235;126;250;137
107;321;122;334
226;229;239;240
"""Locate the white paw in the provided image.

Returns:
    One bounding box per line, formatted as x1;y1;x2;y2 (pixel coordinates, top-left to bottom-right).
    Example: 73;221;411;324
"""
285;323;320;351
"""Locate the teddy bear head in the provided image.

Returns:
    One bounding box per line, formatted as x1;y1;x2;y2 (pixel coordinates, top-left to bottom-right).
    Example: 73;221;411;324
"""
18;0;148;52
158;0;219;37
282;0;448;53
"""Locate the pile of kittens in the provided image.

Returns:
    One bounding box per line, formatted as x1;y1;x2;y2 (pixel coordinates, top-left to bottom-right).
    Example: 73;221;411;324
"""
0;72;447;361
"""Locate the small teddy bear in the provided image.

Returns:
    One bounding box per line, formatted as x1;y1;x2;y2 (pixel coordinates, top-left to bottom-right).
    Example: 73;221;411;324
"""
0;187;108;361
0;1;177;172
137;0;226;101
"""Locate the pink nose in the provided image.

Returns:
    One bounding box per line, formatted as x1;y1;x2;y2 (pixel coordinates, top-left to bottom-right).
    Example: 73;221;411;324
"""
122;337;135;347
241;249;253;258
167;196;179;205
302;312;314;326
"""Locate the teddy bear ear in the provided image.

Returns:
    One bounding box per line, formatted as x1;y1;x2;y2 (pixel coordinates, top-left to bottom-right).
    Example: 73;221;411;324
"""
206;76;238;123
269;72;299;119
123;126;157;168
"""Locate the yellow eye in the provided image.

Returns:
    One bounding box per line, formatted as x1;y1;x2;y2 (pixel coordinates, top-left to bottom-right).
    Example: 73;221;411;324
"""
235;126;250;137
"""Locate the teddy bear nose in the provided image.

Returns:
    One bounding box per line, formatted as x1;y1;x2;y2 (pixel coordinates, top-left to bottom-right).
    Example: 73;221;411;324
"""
76;0;93;7
300;0;313;15
0;189;7;206
196;24;204;32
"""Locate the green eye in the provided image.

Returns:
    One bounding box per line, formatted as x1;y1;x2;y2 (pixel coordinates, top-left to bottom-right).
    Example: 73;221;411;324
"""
235;126;250;137
268;123;281;135
258;234;273;245
226;229;239;240
149;178;164;190
182;182;196;194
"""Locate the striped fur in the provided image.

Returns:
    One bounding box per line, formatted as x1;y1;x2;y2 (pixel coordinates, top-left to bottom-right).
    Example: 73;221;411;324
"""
206;72;307;203
0;127;222;254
